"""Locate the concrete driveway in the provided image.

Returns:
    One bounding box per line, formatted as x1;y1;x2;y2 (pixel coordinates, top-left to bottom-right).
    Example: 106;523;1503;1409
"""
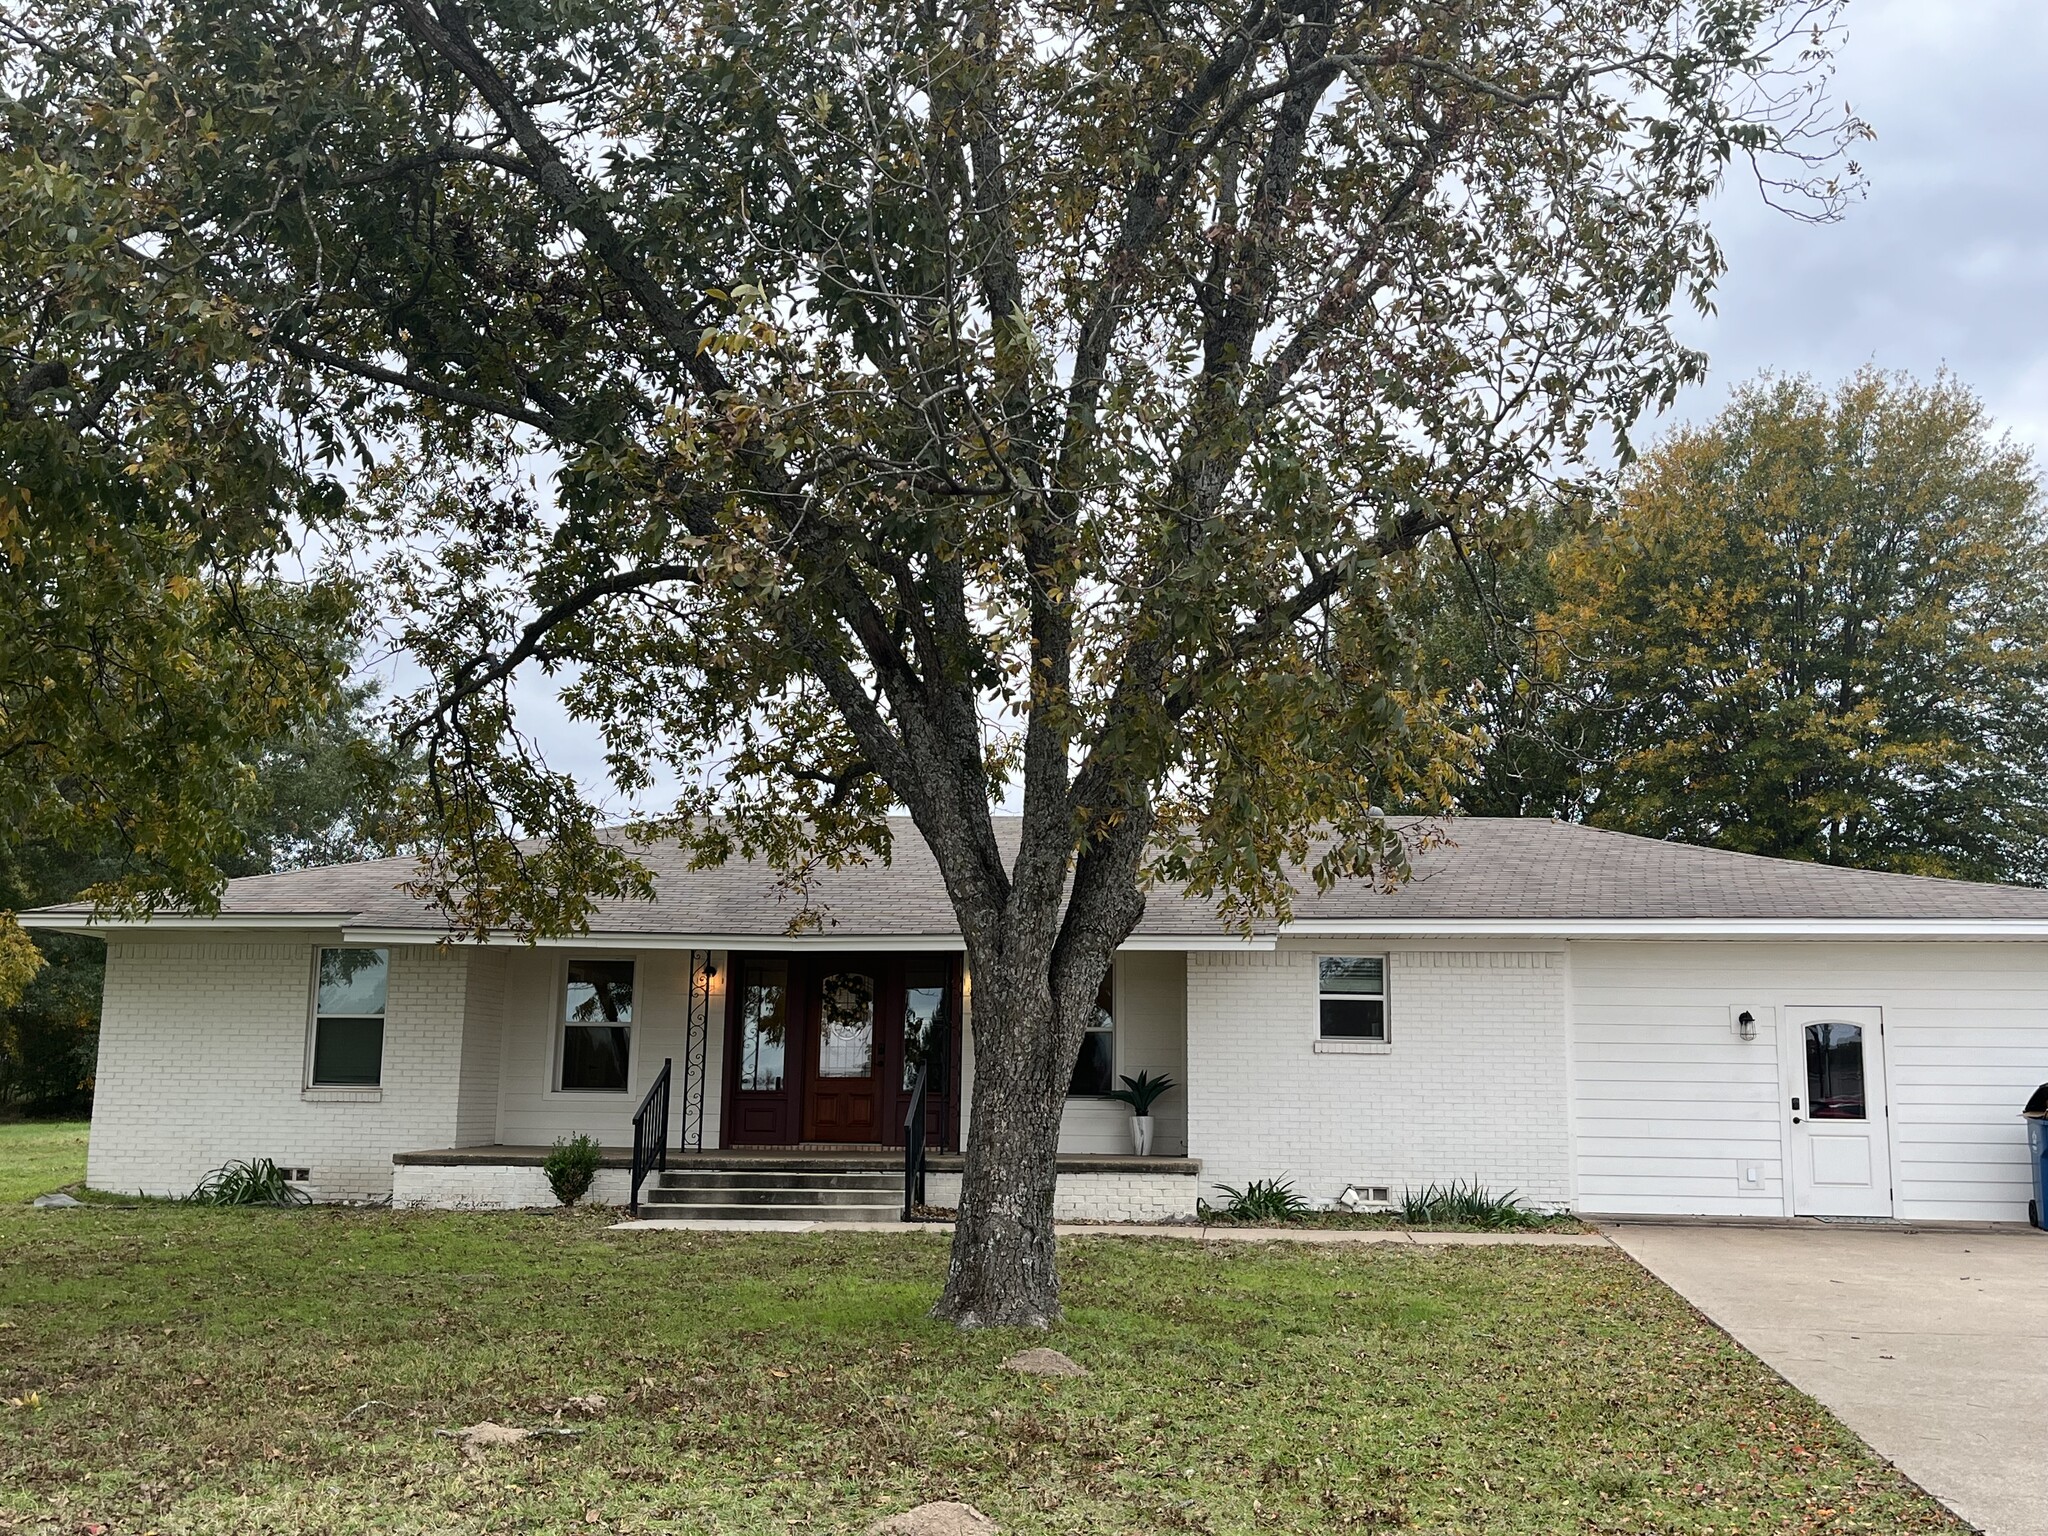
1606;1222;2048;1536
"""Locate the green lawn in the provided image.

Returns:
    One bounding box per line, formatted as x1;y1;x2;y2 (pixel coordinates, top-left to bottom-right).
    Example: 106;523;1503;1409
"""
0;1119;89;1206
0;1127;1960;1535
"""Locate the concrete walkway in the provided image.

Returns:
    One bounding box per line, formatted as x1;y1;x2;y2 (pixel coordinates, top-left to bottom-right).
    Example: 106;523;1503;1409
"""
610;1217;1610;1246
1606;1221;2048;1536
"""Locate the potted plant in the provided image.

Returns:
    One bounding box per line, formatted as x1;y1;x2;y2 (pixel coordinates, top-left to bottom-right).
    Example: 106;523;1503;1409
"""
1107;1070;1176;1156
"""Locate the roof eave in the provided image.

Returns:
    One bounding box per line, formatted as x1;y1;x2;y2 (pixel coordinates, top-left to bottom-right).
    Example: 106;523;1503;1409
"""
1283;917;2048;940
16;910;358;934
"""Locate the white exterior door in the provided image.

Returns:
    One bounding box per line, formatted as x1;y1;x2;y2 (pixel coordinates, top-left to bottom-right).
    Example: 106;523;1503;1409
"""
1786;1005;1893;1217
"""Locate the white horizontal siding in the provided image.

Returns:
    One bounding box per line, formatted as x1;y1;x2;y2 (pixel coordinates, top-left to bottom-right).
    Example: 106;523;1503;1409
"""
1058;951;1188;1155
496;948;724;1148
1569;940;2048;1221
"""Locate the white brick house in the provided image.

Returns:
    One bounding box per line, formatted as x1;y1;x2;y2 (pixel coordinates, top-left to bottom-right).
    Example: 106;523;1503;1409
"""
26;818;2048;1224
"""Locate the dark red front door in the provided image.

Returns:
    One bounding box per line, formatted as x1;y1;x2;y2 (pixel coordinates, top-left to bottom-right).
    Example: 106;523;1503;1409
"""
724;955;796;1144
802;961;884;1142
722;952;962;1148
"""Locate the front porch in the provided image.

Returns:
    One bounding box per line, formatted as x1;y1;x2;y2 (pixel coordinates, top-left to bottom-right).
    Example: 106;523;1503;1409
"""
391;1145;1203;1222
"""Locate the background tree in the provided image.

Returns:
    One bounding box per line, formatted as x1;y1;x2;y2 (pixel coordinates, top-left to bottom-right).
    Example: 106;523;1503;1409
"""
0;67;372;1014
0;667;413;1115
1548;370;2048;881
1401;498;1591;818
1422;370;2048;883
4;0;1863;1323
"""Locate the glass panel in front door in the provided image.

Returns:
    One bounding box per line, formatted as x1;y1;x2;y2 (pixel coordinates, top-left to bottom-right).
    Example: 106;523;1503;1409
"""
902;965;948;1090
818;972;875;1078
737;960;788;1091
1804;1022;1866;1119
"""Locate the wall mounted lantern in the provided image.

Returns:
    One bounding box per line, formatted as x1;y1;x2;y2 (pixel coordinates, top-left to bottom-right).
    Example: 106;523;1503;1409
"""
1737;1009;1758;1042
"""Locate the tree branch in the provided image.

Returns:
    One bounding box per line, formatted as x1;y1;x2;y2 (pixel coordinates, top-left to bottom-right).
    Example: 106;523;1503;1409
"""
274;335;568;434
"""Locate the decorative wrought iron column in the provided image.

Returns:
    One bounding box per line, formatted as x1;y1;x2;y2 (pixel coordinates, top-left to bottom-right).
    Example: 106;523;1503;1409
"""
679;949;714;1151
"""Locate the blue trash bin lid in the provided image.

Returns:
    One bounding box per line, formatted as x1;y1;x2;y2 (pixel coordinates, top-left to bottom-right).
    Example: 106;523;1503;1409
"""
2025;1083;2048;1117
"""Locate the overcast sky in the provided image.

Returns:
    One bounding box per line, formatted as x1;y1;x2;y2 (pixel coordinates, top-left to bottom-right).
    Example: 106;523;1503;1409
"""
1671;0;2048;448
501;1;2048;804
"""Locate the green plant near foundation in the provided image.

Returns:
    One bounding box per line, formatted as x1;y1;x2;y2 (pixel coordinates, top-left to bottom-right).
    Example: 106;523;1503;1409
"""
190;1158;309;1207
1400;1179;1547;1230
544;1134;604;1207
1209;1176;1312;1222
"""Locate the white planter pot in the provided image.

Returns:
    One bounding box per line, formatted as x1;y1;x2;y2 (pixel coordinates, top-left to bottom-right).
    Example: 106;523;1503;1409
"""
1130;1115;1154;1157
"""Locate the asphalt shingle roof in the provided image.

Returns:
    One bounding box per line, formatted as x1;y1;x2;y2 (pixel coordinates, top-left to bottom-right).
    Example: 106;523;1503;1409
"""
32;817;2048;935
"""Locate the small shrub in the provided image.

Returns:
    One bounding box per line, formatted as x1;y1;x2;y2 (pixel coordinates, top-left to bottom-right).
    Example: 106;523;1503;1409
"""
544;1134;603;1206
1210;1175;1311;1222
1399;1179;1545;1230
190;1158;309;1207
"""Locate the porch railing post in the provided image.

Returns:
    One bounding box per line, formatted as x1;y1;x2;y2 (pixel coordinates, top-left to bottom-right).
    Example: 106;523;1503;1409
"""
902;1062;929;1222
630;1056;673;1220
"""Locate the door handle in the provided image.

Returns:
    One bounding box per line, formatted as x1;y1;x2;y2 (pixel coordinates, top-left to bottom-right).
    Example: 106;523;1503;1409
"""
1791;1095;1802;1124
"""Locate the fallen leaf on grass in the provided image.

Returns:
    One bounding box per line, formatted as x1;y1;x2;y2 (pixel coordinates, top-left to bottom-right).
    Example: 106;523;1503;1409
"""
434;1422;583;1461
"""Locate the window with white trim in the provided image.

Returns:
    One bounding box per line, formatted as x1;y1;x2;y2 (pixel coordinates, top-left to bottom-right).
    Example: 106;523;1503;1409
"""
559;959;635;1092
1318;956;1387;1041
311;947;388;1086
1067;975;1115;1096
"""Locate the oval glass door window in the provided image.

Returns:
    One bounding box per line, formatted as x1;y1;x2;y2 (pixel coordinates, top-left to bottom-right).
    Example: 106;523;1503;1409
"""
1805;1021;1866;1119
818;972;875;1078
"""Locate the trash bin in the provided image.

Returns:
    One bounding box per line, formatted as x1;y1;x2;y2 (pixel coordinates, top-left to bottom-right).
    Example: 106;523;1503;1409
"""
2025;1084;2048;1230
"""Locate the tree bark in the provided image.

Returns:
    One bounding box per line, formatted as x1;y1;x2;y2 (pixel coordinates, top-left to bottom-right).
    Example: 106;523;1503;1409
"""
929;817;1150;1328
929;958;1072;1328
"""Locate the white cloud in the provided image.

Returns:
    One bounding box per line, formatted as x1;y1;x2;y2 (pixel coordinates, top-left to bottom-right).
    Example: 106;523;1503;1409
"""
1669;0;2048;453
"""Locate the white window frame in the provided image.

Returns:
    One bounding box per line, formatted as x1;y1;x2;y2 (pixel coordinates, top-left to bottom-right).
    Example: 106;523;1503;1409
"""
1315;954;1390;1052
304;946;390;1094
551;954;639;1097
1066;961;1118;1099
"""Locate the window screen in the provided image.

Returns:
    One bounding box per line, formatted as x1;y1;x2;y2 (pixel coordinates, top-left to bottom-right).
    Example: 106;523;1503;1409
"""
1068;976;1115;1096
561;959;634;1092
1318;956;1387;1040
312;948;388;1086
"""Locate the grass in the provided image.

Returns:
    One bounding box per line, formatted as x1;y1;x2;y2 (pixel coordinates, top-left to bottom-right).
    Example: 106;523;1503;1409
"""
0;1137;1961;1536
0;1119;89;1206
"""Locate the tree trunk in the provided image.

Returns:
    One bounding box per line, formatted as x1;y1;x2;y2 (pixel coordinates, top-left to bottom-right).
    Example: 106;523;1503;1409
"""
930;951;1077;1328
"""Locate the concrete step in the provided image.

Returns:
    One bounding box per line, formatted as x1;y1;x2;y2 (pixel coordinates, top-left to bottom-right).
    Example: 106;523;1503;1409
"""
640;1199;901;1224
651;1179;901;1204
645;1183;899;1208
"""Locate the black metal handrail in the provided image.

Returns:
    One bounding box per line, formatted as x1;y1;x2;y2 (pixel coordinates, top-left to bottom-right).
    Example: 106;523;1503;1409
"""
902;1061;929;1221
630;1057;672;1218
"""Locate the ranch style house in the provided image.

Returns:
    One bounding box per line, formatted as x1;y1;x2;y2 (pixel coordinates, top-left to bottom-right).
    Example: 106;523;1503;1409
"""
24;817;2048;1226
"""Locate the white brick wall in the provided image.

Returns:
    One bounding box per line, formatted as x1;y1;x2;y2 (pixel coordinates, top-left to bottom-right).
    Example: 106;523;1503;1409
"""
924;1169;1198;1223
393;1164;633;1210
1186;946;1573;1210
89;936;477;1201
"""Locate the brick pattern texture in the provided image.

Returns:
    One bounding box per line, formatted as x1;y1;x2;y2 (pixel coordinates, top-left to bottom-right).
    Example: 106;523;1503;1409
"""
923;1169;1198;1223
89;938;483;1200
393;1165;633;1210
1186;947;1572;1209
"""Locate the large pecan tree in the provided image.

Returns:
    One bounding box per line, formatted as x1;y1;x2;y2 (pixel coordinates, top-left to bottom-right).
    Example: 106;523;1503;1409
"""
2;0;1860;1323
